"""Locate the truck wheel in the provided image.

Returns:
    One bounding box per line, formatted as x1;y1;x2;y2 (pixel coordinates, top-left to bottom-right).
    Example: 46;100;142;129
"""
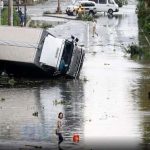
108;9;113;15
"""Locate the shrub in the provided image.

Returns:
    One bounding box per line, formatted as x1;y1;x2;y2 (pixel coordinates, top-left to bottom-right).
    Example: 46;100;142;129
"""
125;43;143;58
81;14;93;21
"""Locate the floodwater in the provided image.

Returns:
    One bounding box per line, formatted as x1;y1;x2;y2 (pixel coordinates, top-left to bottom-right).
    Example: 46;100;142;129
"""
0;3;150;150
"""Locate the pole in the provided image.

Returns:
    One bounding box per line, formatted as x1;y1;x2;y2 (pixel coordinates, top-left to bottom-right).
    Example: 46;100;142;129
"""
56;0;61;14
24;0;27;26
8;0;13;26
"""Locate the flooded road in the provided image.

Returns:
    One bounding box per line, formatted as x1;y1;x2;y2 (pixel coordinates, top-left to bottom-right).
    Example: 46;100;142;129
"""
0;3;150;150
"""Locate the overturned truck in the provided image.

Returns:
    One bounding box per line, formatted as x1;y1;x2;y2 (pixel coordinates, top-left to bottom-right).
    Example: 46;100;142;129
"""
0;26;85;78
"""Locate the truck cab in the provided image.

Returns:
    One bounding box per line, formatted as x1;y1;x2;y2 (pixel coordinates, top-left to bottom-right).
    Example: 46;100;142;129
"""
39;34;85;78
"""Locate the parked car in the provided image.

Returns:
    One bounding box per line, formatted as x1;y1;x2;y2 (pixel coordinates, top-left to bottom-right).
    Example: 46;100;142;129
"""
91;0;119;14
66;1;97;16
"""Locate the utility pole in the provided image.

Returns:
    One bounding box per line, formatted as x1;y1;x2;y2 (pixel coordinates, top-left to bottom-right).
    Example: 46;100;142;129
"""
56;0;61;14
24;0;27;26
8;0;13;26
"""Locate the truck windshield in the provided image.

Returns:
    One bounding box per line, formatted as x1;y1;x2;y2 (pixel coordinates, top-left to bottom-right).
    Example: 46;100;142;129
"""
59;40;74;73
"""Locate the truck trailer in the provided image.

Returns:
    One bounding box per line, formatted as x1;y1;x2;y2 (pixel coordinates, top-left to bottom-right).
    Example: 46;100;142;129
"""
0;26;85;78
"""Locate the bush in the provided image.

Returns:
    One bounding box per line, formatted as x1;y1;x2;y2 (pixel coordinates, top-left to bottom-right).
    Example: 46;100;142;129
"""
80;14;93;21
125;43;143;58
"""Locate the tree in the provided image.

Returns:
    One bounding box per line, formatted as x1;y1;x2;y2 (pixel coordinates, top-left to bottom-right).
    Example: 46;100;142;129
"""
8;0;13;26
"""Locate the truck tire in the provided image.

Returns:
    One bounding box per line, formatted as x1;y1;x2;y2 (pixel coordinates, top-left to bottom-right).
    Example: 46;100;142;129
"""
108;9;113;15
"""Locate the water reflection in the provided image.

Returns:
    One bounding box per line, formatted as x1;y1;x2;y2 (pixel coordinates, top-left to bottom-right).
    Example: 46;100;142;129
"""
0;80;85;149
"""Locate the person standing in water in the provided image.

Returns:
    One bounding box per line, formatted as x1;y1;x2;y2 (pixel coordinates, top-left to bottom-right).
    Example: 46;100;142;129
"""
92;19;98;37
56;112;64;146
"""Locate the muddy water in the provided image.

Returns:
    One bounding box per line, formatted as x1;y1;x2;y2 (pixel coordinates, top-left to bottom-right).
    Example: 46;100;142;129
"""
0;4;150;150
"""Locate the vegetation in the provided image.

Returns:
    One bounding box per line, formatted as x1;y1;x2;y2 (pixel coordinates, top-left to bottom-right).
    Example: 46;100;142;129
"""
1;7;20;26
137;0;150;33
76;13;94;21
114;0;128;7
125;42;150;60
133;0;150;59
81;14;94;21
125;43;143;58
29;21;53;29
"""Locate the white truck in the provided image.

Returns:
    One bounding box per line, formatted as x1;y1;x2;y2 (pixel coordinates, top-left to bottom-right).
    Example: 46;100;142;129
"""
0;26;85;78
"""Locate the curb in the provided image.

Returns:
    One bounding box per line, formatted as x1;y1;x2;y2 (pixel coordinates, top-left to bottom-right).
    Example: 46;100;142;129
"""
43;14;77;20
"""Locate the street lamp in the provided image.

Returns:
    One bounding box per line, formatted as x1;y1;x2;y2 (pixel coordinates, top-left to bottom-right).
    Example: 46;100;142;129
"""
24;0;27;26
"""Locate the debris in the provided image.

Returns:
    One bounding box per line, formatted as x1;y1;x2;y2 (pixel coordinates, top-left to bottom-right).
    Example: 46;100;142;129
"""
32;112;38;117
82;77;88;82
104;63;110;65
1;98;5;101
148;92;150;100
53;99;71;105
25;145;42;149
8;78;16;86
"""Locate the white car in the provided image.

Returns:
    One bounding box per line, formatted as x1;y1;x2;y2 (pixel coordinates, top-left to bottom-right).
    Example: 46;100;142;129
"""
66;1;97;16
91;0;119;14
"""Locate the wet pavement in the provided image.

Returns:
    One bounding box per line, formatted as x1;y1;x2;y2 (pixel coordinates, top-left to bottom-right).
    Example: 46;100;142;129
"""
0;1;150;150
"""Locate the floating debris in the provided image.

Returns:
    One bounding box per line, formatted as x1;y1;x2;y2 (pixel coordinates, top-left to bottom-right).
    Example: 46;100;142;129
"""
148;92;150;100
53;99;71;105
1;98;5;101
82;77;88;82
32;112;38;117
104;63;110;65
8;78;16;86
25;145;42;149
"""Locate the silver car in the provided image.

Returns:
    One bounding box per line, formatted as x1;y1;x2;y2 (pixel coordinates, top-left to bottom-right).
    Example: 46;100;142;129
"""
66;1;97;16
